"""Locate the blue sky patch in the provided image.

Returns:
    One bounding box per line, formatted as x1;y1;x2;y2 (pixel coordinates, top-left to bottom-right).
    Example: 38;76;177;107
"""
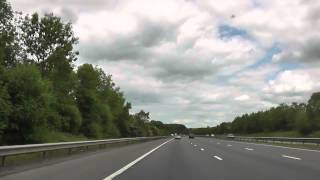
251;0;263;8
218;24;251;40
248;44;281;69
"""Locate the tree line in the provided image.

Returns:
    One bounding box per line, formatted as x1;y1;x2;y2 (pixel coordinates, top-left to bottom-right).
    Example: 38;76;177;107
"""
0;0;187;145
191;93;320;136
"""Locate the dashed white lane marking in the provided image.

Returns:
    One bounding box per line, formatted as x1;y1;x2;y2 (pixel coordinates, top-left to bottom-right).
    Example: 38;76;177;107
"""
214;156;223;161
217;138;320;153
245;148;254;151
282;155;301;160
103;139;173;180
200;148;204;151
227;144;232;147
217;142;220;145
194;144;197;147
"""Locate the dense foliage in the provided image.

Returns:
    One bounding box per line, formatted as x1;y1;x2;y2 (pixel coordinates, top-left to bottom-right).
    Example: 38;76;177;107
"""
191;93;320;136
0;1;186;145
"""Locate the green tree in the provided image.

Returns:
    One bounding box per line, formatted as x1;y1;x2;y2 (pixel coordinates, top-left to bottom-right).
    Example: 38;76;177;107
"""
134;110;150;123
307;92;320;131
47;50;81;133
0;0;18;67
4;65;56;144
0;3;185;144
115;102;131;137
19;13;78;74
295;111;310;135
76;64;103;138
0;82;11;143
76;64;120;138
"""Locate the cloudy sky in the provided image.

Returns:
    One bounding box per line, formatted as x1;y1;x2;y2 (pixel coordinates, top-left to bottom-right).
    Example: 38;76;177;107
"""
10;0;320;127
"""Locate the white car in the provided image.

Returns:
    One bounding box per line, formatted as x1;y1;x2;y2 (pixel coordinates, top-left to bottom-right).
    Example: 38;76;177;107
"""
174;135;182;139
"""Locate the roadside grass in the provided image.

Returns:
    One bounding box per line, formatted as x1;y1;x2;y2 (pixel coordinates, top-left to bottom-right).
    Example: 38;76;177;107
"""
240;131;320;138
1;132;88;167
310;131;320;138
224;131;320;151
34;131;88;143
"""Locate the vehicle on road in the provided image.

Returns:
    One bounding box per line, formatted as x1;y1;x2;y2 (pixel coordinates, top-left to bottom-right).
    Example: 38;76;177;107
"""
188;134;195;139
227;134;235;138
174;135;182;139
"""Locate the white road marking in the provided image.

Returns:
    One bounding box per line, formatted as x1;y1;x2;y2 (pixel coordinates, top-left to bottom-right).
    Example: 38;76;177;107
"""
214;156;223;161
282;155;301;160
217;142;220;145
194;144;197;147
103;139;173;180
191;142;193;144
245;148;254;151
227;144;232;147
200;148;204;151
217;139;320;153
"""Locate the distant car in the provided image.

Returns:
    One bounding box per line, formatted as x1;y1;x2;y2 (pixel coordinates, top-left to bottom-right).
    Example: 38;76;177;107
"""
188;134;195;139
174;135;182;139
227;134;235;138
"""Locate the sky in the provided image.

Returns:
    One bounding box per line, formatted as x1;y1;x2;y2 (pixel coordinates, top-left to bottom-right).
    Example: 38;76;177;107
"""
10;0;320;127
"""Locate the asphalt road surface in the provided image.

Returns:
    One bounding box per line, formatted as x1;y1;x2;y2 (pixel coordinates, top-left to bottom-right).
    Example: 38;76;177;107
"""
1;137;320;180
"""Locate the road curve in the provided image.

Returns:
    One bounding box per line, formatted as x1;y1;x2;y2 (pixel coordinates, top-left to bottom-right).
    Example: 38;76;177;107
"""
1;137;320;180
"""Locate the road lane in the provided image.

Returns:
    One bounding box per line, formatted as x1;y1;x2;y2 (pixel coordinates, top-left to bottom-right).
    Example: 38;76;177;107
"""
201;137;320;165
190;137;320;180
115;138;225;180
1;137;320;180
0;138;170;180
104;139;173;180
115;137;320;180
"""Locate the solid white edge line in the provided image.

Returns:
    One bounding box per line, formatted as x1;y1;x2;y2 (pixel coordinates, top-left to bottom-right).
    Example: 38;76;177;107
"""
216;138;320;153
282;155;301;160
103;138;173;180
214;156;223;161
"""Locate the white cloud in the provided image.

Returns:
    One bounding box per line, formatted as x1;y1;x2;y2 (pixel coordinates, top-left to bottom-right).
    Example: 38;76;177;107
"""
9;0;320;127
265;70;318;94
235;95;250;101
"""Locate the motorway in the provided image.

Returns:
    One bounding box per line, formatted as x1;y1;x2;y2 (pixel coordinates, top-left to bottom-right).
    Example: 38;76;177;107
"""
1;137;320;180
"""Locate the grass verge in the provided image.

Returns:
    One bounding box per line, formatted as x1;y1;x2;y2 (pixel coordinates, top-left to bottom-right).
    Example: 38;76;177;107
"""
240;131;320;138
234;139;320;151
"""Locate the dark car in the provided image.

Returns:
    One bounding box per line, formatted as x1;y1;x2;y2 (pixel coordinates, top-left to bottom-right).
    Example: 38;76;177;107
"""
188;134;195;139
